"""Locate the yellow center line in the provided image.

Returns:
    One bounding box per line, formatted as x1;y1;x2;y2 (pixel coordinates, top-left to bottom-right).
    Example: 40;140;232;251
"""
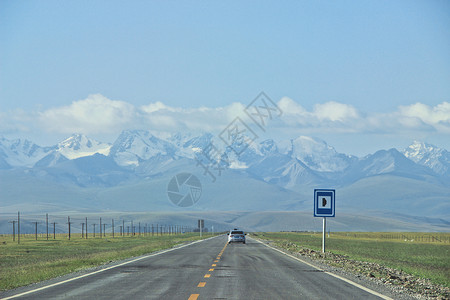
188;242;229;300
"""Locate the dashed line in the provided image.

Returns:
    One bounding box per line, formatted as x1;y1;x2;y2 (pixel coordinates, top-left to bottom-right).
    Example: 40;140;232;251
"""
188;241;228;299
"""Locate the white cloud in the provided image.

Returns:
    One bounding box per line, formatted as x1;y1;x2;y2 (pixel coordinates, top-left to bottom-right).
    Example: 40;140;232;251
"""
313;101;359;122
1;94;449;142
38;94;137;134
398;102;450;132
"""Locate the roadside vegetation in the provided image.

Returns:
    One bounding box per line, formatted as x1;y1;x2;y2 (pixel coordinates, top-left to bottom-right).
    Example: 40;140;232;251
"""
0;233;209;291
255;232;450;297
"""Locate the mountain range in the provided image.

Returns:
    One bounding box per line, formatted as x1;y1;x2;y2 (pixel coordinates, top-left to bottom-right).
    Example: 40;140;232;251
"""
0;130;449;231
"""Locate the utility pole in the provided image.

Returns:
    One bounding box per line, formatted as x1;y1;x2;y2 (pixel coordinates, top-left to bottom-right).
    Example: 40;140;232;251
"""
46;213;49;240
52;222;57;239
32;221;39;240
67;217;72;240
93;224;97;238
112;219;115;238
18;211;20;244
103;223;107;237
86;217;88;239
100;218;102;238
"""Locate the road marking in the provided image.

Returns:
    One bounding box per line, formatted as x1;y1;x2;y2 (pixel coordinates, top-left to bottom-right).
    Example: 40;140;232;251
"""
1;236;220;300
189;241;228;300
253;238;394;300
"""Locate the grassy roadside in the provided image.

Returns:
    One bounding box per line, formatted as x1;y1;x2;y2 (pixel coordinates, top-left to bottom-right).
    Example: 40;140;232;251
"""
255;232;450;288
0;233;211;291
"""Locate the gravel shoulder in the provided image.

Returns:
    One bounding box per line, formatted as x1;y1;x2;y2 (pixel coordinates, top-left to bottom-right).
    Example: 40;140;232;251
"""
253;237;449;300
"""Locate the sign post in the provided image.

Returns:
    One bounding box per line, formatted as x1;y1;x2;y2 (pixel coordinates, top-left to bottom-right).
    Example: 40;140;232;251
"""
314;189;335;253
198;219;204;237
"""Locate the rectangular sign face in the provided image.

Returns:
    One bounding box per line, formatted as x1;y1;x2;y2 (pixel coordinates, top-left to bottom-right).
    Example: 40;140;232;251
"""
314;189;335;217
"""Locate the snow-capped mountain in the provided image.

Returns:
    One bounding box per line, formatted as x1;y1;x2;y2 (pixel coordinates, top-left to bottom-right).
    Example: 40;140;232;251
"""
1;131;449;219
109;130;177;167
56;134;111;160
0;137;53;168
279;136;356;172
403;141;450;177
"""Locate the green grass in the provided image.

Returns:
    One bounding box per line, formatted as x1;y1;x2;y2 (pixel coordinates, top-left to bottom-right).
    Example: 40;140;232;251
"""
256;232;450;287
0;233;210;291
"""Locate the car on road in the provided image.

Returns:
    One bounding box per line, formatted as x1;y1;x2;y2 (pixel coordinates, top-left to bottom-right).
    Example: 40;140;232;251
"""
227;229;246;244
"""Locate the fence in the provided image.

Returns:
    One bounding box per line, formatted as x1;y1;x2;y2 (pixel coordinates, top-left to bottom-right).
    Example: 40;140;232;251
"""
4;211;196;244
331;232;450;243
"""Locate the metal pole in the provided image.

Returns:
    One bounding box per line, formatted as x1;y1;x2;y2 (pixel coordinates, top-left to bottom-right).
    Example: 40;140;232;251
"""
322;217;326;253
34;222;38;240
18;211;20;244
68;217;71;240
46;213;49;240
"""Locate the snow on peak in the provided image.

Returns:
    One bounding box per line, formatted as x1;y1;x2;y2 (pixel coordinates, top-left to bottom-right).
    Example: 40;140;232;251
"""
110;130;177;166
0;137;51;167
281;136;352;172
57;134;111;160
403;141;449;175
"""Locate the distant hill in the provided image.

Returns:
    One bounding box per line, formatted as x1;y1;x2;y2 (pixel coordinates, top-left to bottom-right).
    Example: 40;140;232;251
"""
0;131;449;231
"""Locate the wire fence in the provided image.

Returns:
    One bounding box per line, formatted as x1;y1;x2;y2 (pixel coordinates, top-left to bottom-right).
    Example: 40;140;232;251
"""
331;232;450;243
2;211;204;244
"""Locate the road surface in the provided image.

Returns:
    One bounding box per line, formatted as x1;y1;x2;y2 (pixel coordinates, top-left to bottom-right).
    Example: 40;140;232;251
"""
1;235;392;300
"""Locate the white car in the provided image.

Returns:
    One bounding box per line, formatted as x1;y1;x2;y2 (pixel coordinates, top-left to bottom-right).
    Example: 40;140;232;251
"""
227;229;246;244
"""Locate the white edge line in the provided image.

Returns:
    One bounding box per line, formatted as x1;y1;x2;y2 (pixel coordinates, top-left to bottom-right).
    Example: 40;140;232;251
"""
252;237;393;300
1;236;218;300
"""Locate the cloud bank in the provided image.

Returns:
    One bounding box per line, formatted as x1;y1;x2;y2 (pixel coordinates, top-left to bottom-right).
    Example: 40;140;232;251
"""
1;94;449;140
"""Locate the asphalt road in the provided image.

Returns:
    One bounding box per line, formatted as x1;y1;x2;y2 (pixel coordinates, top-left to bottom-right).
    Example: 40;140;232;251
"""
1;235;392;300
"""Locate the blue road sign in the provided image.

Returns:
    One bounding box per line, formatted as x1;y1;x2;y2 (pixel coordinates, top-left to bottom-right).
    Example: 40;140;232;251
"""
314;189;335;217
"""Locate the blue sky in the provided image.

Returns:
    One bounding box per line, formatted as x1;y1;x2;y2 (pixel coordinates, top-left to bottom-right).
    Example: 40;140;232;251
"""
1;0;449;156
